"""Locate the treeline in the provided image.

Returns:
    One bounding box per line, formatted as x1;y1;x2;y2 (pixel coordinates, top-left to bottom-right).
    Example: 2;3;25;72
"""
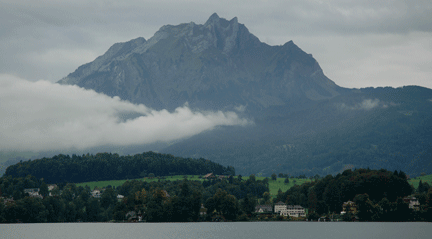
0;175;269;223
4;152;235;183
274;168;432;221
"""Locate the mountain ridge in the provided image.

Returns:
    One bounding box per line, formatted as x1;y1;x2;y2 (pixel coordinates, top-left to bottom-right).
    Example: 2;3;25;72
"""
58;13;345;112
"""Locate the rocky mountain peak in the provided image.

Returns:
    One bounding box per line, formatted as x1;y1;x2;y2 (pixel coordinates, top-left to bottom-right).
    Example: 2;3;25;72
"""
204;12;221;26
58;13;345;111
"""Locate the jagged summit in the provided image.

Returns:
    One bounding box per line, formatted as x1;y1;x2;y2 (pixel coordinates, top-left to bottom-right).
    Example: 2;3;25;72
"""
204;12;221;25
58;13;344;111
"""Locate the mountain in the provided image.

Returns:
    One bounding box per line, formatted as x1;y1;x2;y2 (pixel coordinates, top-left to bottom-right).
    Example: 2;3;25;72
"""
58;14;432;177
58;13;345;114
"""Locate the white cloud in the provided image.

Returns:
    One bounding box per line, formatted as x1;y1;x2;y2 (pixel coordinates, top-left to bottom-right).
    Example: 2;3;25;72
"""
337;99;381;110
0;75;250;151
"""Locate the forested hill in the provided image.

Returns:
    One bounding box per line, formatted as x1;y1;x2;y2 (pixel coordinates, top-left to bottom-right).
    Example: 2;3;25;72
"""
4;152;235;184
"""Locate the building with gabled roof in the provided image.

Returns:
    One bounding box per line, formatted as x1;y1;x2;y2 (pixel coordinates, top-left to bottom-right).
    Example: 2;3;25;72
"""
255;205;273;213
203;173;215;179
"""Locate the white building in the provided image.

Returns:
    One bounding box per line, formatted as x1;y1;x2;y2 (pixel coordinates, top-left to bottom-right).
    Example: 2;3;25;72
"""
279;205;306;217
274;201;287;213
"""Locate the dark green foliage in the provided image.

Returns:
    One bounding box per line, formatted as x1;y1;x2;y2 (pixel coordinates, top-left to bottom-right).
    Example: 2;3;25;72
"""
240;194;256;215
39;181;49;198
205;189;239;221
354;194;378;221
282;168;413;217
100;187;117;209
418;180;431;193
4;152;232;184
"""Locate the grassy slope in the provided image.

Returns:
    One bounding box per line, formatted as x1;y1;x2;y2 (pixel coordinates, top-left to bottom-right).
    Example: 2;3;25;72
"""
75;175;312;196
408;174;432;189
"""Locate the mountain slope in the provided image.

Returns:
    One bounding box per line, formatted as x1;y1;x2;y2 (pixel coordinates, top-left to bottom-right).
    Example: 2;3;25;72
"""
58;13;345;113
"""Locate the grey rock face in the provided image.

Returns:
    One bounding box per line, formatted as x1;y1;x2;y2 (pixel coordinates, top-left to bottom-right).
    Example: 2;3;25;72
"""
58;13;345;112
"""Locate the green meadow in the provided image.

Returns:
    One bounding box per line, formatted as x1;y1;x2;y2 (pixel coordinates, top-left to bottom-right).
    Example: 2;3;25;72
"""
75;175;312;196
409;174;432;189
75;173;432;196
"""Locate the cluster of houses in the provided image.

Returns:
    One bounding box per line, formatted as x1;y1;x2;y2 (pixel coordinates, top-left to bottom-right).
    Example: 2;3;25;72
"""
90;188;124;201
339;196;420;215
255;201;306;217
254;195;421;220
1;185;126;205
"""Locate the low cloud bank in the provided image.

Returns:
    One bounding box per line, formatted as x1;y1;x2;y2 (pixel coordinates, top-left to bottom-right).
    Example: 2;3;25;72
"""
337;99;381;110
0;75;250;151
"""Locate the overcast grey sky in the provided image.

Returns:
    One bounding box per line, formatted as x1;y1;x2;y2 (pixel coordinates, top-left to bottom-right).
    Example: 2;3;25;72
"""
1;0;432;89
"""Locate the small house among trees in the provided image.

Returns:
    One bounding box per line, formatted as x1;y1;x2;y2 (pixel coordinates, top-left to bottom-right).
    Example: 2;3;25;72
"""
403;196;420;210
203;173;215;179
341;201;357;215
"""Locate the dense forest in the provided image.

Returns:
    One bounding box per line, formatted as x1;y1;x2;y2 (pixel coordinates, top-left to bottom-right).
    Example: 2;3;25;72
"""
3;152;235;183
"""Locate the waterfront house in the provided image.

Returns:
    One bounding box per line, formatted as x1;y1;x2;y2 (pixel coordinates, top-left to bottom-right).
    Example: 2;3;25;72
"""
200;204;208;215
403;196;420;210
274;201;287;213
255;205;273;213
279;205;306;217
341;200;357;214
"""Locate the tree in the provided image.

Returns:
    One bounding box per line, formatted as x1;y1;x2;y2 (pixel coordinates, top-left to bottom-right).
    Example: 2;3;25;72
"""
205;189;239;221
170;180;202;222
86;198;102;222
284;178;289;184
145;189;168;222
271;173;277;181
307;188;318;213
377;197;392;221
262;192;270;203
0;200;6;223
101;187;117;209
15;197;48;223
241;194;256;216
354;194;378;221
249;174;256;182
307;211;319;221
39;181;49;198
228;175;234;184
51;187;61;196
43;196;66;222
148;173;155;178
394;197;411;221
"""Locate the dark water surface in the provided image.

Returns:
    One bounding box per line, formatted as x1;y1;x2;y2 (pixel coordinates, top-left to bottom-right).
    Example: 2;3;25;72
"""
1;222;430;239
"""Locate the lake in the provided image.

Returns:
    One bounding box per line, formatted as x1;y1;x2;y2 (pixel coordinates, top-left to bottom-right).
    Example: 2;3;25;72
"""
1;222;431;239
